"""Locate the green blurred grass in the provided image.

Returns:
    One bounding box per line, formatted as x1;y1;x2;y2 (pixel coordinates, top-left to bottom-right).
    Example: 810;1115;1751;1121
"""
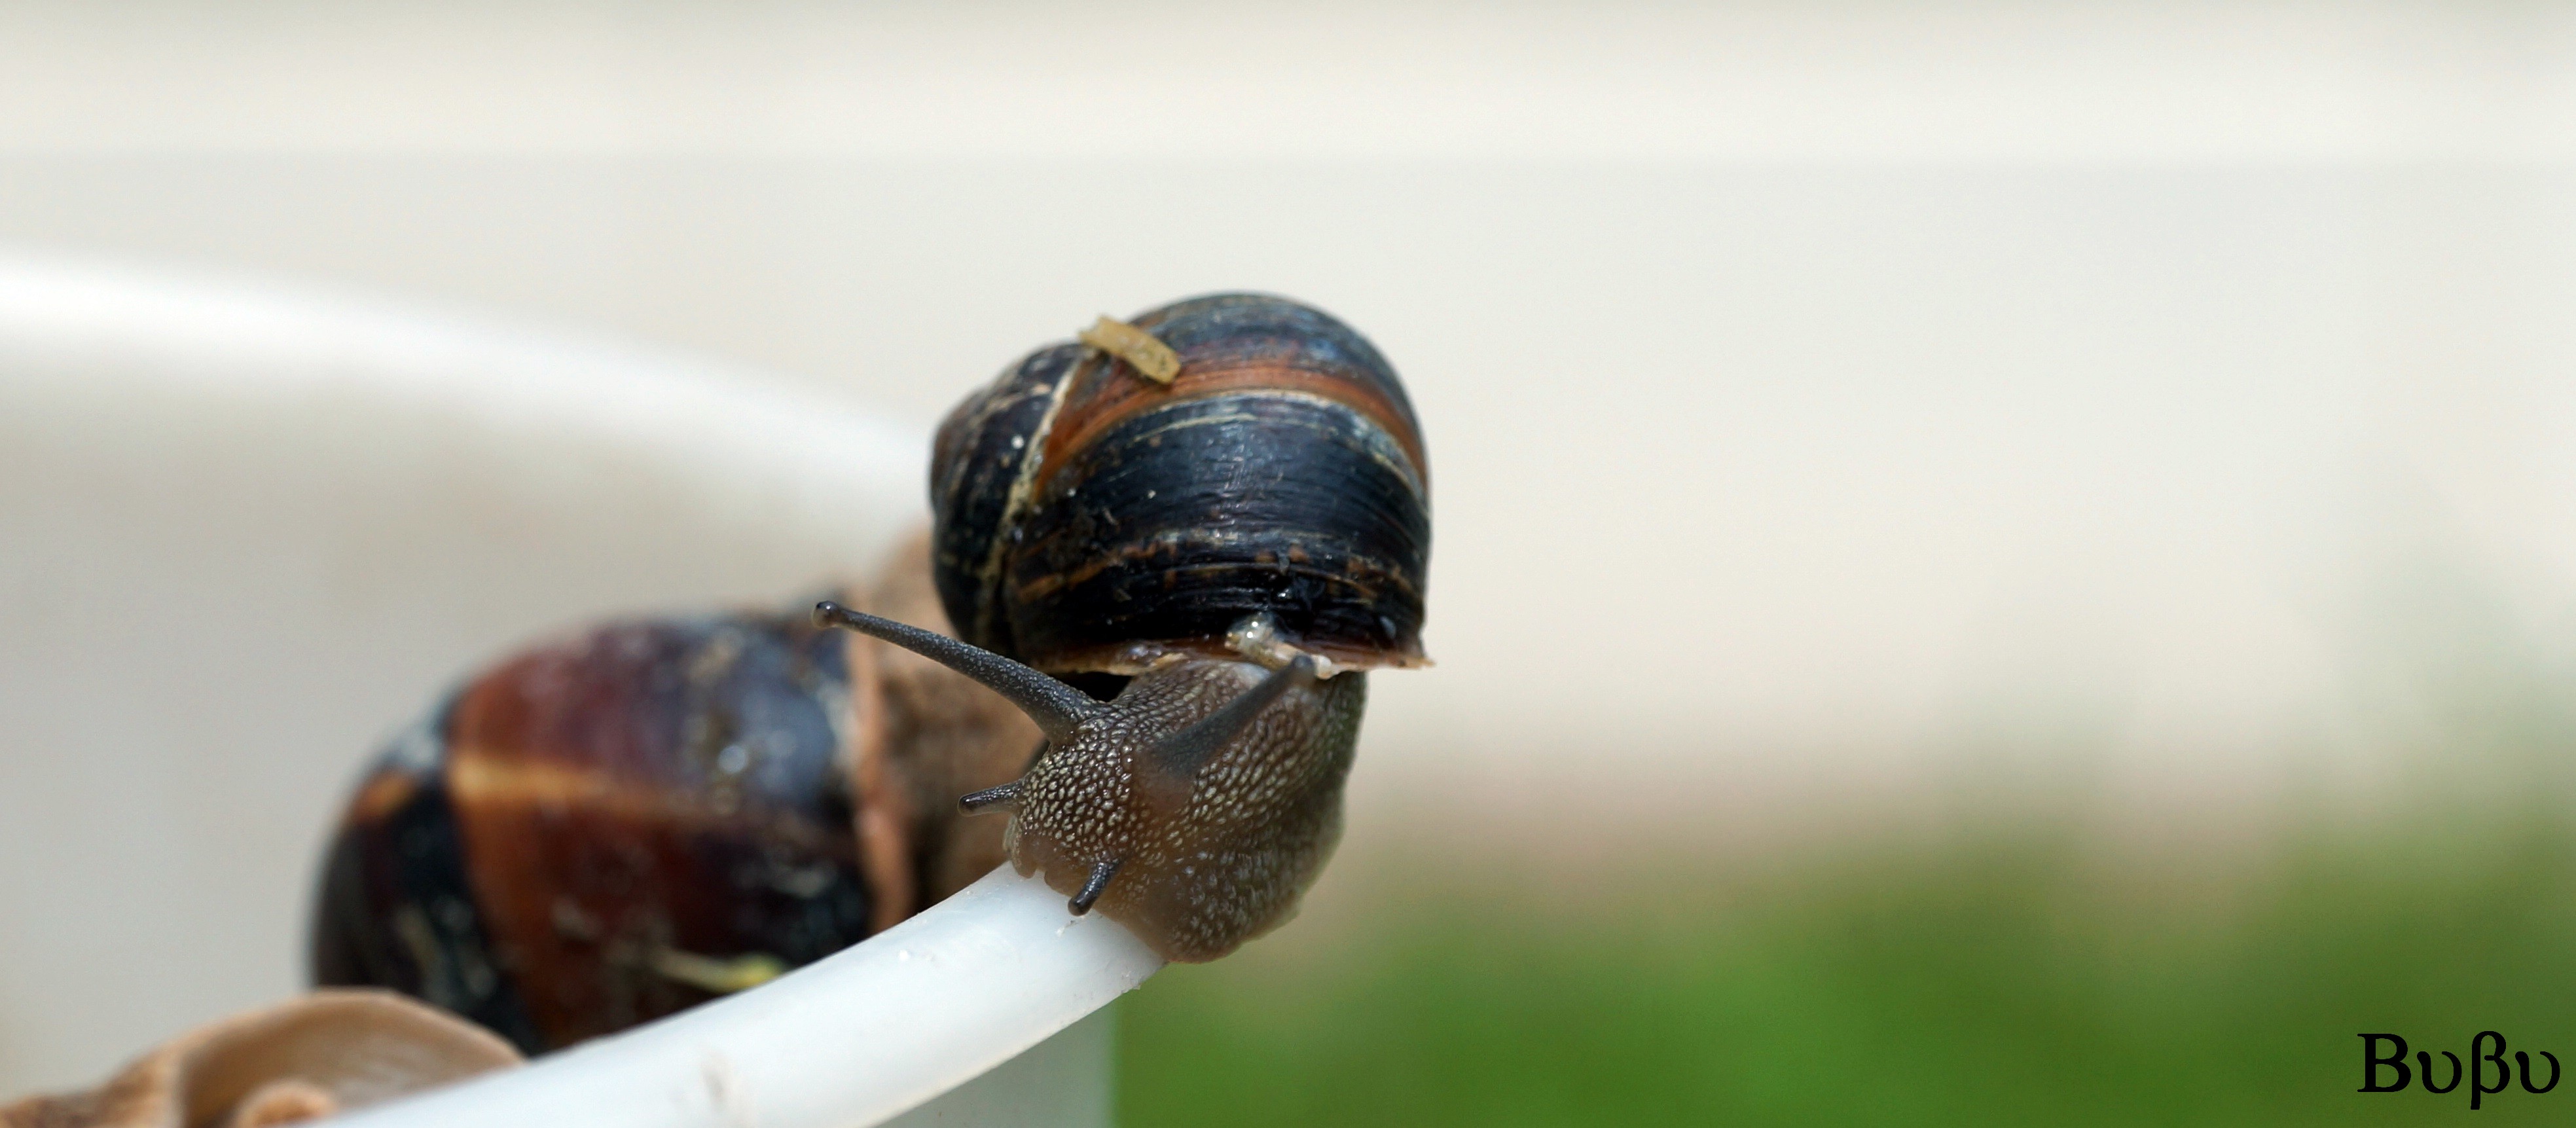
1117;806;2576;1125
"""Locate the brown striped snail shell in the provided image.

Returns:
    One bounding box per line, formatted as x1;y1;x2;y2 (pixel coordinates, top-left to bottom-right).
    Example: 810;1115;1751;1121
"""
818;292;1432;962
308;551;1035;1054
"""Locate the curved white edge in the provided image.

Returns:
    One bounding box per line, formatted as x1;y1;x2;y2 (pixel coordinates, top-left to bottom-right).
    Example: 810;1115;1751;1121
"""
0;249;930;577
331;867;1163;1128
0;252;1157;1118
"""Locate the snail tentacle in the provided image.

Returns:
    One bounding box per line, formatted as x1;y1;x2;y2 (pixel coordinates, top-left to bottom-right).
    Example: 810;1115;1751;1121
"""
813;601;1099;741
958;782;1023;814
1070;858;1124;916
1150;656;1317;775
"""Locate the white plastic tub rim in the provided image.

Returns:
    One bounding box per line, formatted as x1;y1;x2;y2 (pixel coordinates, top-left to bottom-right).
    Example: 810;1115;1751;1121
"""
0;251;1163;1127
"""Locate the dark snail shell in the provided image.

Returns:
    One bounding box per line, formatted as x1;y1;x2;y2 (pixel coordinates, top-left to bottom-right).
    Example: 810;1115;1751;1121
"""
930;293;1430;674
310;552;1036;1054
309;606;867;1052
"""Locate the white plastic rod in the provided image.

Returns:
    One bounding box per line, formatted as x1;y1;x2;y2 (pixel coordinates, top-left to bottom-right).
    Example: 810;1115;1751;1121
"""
331;867;1163;1128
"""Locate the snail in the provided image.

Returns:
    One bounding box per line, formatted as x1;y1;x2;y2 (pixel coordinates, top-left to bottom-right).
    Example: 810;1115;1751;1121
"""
308;293;1428;1049
901;291;1430;960
307;552;1036;1053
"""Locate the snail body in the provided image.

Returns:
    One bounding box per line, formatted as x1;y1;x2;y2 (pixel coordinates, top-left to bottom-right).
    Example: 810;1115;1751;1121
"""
994;655;1366;960
813;604;1368;962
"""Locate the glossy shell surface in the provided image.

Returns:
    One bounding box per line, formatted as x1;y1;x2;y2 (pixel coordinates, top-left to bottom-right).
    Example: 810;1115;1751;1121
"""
310;608;870;1053
931;293;1430;674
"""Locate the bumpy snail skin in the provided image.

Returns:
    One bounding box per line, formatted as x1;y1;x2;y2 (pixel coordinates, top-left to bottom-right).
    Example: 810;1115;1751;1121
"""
1011;660;1364;963
814;604;1363;962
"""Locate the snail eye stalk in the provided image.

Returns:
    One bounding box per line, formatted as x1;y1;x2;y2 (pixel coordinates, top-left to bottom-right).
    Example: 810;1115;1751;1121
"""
1070;858;1125;916
813;602;1098;742
959;782;1023;814
1148;657;1317;774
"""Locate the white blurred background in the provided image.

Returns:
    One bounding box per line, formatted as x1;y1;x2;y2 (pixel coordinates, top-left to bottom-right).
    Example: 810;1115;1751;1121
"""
8;0;2576;1094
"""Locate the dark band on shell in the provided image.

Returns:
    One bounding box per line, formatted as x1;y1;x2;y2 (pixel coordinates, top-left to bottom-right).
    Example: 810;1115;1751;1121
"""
311;701;543;1051
930;293;1430;674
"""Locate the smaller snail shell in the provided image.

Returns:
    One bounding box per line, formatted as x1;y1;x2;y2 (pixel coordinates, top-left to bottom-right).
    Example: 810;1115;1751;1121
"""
309;604;873;1052
310;543;1034;1052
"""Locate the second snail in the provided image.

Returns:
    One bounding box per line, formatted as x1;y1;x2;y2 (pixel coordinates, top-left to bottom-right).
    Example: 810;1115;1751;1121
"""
310;293;1431;1052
